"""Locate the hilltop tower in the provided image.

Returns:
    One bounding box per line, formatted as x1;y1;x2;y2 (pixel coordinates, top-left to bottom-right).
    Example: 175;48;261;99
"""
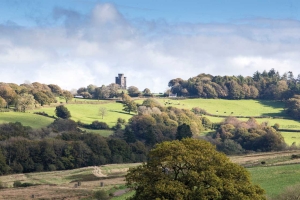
115;73;127;89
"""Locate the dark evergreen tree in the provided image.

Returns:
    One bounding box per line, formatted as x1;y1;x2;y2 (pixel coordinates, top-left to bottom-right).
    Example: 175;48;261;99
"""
55;105;71;119
176;123;192;140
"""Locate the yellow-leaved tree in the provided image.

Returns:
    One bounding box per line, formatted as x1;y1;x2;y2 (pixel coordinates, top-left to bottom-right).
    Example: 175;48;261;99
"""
126;138;266;200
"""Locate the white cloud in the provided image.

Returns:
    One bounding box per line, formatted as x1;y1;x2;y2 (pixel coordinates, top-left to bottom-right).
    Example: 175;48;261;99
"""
1;3;300;92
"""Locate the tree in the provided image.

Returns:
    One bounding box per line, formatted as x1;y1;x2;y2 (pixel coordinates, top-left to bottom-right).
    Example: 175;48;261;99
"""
0;148;9;175
127;86;140;97
48;84;63;96
0;97;7;108
16;93;35;112
107;83;120;98
126;138;266;200
55;105;71;119
95;85;110;99
143;88;151;96
33;91;51;106
99;107;107;119
0;83;17;106
286;95;300;119
61;90;73;103
123;100;137;114
87;84;97;96
176;123;192;140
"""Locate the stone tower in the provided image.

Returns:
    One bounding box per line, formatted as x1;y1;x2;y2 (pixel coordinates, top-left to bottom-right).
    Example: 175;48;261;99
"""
115;73;127;89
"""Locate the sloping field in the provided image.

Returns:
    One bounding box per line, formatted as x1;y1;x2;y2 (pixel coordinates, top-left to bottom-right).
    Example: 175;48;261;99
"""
0;112;54;129
0;163;140;200
35;101;134;127
249;164;300;198
136;99;287;117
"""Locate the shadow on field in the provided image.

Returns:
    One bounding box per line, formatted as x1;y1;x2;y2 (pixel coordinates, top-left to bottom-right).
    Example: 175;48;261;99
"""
109;110;135;116
66;174;101;182
256;100;288;117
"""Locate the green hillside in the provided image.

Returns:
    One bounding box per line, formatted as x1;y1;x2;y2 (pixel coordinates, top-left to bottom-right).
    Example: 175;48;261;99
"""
0;112;54;129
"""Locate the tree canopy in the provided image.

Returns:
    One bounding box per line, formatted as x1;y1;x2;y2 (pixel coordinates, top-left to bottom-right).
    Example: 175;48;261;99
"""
126;138;266;200
55;105;71;119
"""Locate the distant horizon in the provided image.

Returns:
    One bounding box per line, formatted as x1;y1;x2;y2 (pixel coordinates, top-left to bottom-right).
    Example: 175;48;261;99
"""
1;1;300;92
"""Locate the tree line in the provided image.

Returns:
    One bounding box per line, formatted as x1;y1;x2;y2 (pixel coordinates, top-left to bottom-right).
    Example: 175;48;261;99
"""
76;84;152;99
0;120;148;175
0;82;73;111
168;69;299;100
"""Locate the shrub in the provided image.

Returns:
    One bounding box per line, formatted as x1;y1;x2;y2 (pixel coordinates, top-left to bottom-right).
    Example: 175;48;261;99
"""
55;105;71;119
273;123;280;130
93;190;109;200
13;181;22;188
191;107;207;115
291;154;300;159
90;121;109;130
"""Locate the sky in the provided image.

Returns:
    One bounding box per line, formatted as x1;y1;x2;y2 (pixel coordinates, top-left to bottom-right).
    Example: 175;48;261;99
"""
1;0;300;92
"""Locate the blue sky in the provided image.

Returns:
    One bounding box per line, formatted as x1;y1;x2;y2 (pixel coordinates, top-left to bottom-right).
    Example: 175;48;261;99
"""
0;0;300;92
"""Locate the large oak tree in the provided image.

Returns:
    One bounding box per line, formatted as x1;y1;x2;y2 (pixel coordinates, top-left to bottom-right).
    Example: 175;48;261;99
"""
126;138;266;200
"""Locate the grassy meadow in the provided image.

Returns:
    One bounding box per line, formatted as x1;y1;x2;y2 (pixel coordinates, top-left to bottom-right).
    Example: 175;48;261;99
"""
0;111;54;129
36;101;133;128
136;98;287;117
249;164;300;198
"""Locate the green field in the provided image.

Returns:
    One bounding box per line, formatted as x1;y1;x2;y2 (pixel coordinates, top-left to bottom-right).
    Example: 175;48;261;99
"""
205;115;300;129
136;98;287;117
249;164;300;198
280;132;300;145
36;101;134;128
1;98;300;143
0;112;54;129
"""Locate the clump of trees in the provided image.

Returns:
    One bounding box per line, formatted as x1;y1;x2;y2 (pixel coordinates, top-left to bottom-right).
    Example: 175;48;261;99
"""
0;120;148;174
209;117;286;154
121;100;208;146
126;138;266;200
122;94;137;114
286;95;300;119
0;82;73;111
168;69;298;100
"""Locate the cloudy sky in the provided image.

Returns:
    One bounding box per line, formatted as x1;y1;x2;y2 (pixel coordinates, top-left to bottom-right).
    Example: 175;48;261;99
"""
1;0;300;92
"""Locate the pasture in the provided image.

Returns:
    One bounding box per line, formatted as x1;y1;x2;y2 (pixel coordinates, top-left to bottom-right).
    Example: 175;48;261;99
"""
35;101;133;128
136;98;287;117
0;163;139;199
0;111;54;129
249;164;300;198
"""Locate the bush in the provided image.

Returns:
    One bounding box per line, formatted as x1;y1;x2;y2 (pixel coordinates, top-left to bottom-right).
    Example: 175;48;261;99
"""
90;121;109;130
34;111;56;119
0;181;5;189
13;181;37;188
273;123;280;130
13;181;22;188
291;154;300;159
93;190;109;200
77;120;109;130
191;107;207;115
55;105;71;119
117;118;126;124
